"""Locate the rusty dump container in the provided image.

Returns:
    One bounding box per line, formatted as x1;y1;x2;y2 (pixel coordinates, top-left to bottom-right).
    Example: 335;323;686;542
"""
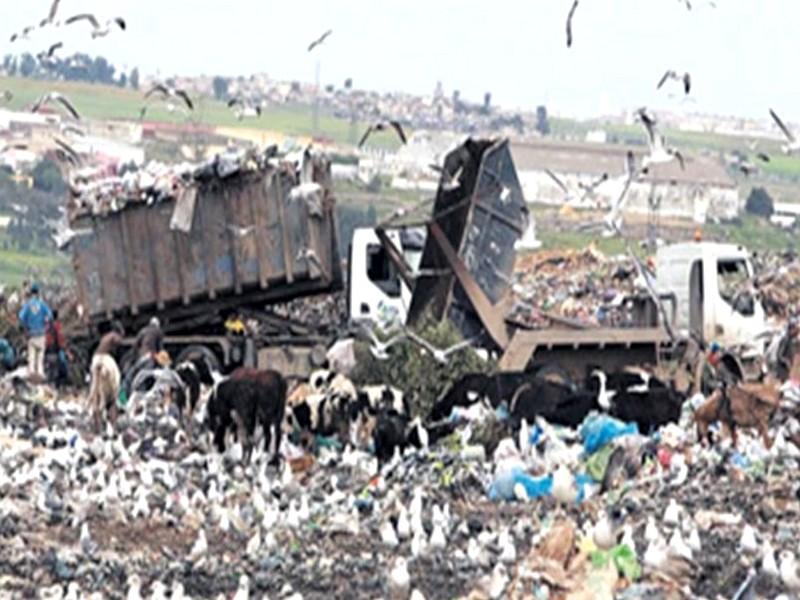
70;155;342;333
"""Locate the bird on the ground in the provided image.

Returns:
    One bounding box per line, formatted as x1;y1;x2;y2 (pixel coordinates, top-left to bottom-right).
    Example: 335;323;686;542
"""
64;583;80;600
663;498;681;526
188;528;207;563
232;574;249;600
762;540;779;577
65;14;126;38
593;506;626;550
686;526;701;554
308;29;333;52
566;0;579;47
644;534;697;581
657;70;692;95
404;328;476;364
498;528;517;563
769;108;800;155
359;120;407;148
126;574;143;600
669;528;693;561
227;97;262;120
388;557;411;599
380;518;399;547
246;528;261;558
150;582;168;600
396;504;411;540
79;522;97;556
644;517;659;545
780;550;800;590
430;523;447;551
144;84;194;110
32;91;81;120
552;463;578;506
637;107;685;171
740;524;759;554
409;590;425;600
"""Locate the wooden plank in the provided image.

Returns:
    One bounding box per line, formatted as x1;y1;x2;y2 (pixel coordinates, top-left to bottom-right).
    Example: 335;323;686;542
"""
119;213;140;315
275;172;294;284
428;222;509;349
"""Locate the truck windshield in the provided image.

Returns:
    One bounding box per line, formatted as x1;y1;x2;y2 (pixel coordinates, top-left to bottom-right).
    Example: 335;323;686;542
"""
367;243;401;298
717;258;754;316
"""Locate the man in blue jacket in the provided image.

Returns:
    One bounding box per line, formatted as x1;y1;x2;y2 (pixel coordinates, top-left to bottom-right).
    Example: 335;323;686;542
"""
18;284;52;380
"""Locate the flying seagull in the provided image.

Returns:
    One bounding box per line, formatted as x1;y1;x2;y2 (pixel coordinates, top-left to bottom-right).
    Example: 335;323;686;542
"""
227;97;262;120
637;107;685;171
65;14;126;38
657;70;691;95
579;151;637;236
358;121;408;148
40;0;61;26
566;0;579;48
430;164;464;192
358;323;407;361
37;42;64;65
53;137;82;166
308;29;333;52
32;92;81;120
10;26;35;43
145;84;194;111
769;108;800;155
0;142;29;155
404;328;477;365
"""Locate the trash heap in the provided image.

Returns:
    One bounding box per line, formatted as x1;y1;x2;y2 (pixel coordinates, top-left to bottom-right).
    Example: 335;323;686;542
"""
2;359;800;599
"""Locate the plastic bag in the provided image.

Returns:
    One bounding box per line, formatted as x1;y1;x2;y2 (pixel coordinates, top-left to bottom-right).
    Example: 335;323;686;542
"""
580;414;638;455
489;468;552;501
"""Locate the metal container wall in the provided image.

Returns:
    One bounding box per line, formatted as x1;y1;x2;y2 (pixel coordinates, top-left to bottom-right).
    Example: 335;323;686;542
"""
71;160;341;328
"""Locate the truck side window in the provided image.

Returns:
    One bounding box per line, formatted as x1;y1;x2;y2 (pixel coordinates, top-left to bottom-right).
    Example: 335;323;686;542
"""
717;259;754;316
367;244;401;298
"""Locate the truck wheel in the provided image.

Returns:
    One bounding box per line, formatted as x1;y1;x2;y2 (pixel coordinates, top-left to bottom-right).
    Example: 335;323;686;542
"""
175;345;221;374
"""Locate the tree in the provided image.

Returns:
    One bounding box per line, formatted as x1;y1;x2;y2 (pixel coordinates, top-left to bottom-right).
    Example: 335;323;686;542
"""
129;67;140;90
212;76;229;101
32;159;67;194
117;72;127;88
536;105;551;136
745;187;774;218
19;53;36;77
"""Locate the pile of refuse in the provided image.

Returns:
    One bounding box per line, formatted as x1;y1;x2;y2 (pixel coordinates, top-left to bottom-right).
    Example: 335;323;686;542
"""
2;362;800;599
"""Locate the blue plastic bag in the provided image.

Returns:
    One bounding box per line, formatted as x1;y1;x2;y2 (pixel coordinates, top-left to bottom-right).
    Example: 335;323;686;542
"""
489;468;553;501
580;414;638;455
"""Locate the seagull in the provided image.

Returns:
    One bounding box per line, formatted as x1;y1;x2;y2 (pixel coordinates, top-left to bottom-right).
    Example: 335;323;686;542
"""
65;14;126;38
403;328;476;364
769;108;800;155
388;557;410;600
762;540;779;577
37;42;64;63
226;225;255;238
79;522;97;556
10;26;35;43
53;137;82;166
780;550;800;590
566;0;579;47
380;518;399;548
552;464;578;506
593;506;626;550
637;107;685;171
429;523;447;551
578;172;610;201
663;498;681;526
359;323;407;360
498;528;517;563
40;0;61;26
144;84;194;111
188;529;207;563
359;121;408;148
126;574;143;600
739;524;759;554
32;92;81;120
232;574;250;600
308;29;333;52
657;70;692;95
227;97;262;120
430;164;464;192
395;505;410;539
0;142;29;155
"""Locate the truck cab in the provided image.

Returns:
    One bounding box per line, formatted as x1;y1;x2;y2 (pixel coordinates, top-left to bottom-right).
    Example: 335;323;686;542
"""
655;242;766;351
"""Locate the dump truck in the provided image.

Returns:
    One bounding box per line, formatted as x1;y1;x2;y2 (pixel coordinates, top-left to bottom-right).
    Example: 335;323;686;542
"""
69;152;343;376
348;138;767;381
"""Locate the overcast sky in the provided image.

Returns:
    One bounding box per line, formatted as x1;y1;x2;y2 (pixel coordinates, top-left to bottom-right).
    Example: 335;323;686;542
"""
2;0;798;121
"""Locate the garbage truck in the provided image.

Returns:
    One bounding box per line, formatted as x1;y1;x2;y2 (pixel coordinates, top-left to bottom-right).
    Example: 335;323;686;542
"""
346;138;767;379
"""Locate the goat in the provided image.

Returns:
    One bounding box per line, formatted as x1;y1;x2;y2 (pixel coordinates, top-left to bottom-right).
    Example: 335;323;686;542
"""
87;353;121;433
207;367;287;465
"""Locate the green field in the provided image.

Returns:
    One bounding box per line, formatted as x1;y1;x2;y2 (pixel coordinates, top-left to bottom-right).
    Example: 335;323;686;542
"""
0;243;70;286
0;75;402;149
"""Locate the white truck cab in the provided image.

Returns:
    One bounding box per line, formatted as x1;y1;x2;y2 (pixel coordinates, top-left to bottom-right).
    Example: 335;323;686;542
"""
656;242;766;350
347;227;424;326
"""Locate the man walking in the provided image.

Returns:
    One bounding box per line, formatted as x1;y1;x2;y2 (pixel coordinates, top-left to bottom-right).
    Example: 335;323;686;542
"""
18;284;52;381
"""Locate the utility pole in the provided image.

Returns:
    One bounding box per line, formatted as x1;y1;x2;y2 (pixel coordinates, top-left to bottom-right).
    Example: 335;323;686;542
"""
312;59;320;136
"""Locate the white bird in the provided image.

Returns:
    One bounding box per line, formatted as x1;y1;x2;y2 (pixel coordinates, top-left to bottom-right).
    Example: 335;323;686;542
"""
739;524;759;554
769;109;800;155
388;557;411;600
143;84;194;111
80;522;97;556
669;528;693;561
150;582;168;600
591;370;617;411
64;583;81;600
780;551;800;591
637;108;685;171
411;529;427;557
762;540;779;577
126;574;143;600
170;582;188;600
359;323;407;361
593;506;625;550
429;523;447;551
484;564;509;600
687;527;702;554
31;91;81;120
552;464;578;506
189;529;207;563
645;516;660;543
621;525;637;556
498;528;517;563
64;13;126;38
232;574;250;600
227;97;263;120
409;590;426;600
657;70;691;95
297;494;310;522
246;528;261;558
285;501;301;529
663;499;681;526
380;518;399;548
404;328;477;365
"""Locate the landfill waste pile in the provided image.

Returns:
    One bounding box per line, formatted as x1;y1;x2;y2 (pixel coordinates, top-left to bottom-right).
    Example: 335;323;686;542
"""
1;347;800;600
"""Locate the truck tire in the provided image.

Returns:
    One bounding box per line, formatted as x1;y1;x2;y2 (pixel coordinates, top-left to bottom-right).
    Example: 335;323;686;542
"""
175;345;221;374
